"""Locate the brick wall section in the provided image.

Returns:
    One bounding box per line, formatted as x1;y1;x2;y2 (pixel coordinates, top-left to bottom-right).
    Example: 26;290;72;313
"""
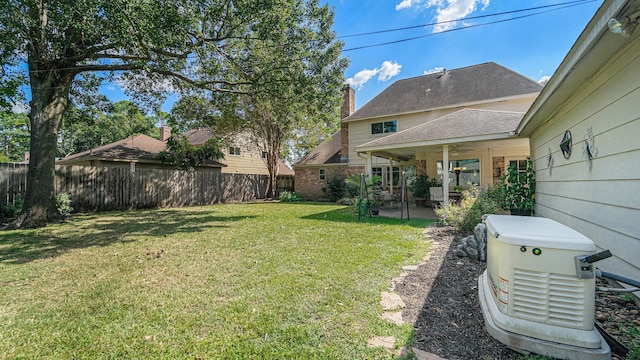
416;160;426;176
159;126;171;141
340;86;355;163
295;165;364;201
493;156;504;183
340;122;349;163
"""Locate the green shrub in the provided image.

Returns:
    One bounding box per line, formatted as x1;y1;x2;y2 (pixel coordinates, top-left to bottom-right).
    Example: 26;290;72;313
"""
2;195;24;218
322;172;345;202
435;184;504;232
279;190;304;202
56;193;74;218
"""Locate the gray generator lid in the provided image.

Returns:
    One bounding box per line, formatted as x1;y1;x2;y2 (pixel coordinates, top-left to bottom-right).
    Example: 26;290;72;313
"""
485;215;596;251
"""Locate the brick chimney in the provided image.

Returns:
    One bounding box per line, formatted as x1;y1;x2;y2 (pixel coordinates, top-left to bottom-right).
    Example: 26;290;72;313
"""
159;125;171;141
340;85;355;163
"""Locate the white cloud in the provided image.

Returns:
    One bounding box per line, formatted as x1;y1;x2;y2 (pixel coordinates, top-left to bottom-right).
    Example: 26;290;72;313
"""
346;61;403;90
346;68;379;90
538;75;551;85
378;61;402;81
396;0;490;33
395;0;413;11
423;66;445;75
11;102;29;114
432;0;489;32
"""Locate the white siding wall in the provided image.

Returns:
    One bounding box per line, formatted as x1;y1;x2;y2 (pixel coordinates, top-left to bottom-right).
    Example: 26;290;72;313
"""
529;36;640;280
347;96;538;166
221;134;269;175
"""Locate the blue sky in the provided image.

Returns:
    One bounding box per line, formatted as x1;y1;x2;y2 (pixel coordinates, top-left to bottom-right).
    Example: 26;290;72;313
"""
95;0;603;113
328;0;603;109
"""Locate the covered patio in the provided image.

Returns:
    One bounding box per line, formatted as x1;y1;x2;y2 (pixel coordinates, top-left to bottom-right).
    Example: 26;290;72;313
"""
355;108;530;205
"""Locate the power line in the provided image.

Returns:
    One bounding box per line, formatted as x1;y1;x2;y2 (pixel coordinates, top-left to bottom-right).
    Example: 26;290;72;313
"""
342;0;599;52
338;0;597;39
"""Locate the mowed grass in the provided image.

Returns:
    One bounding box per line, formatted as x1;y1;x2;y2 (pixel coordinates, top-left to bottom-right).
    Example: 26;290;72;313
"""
0;202;432;359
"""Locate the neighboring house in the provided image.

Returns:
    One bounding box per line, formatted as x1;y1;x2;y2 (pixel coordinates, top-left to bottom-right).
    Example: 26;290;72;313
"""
57;126;294;177
183;127;293;176
56;132;225;172
295;62;543;201
518;0;640;281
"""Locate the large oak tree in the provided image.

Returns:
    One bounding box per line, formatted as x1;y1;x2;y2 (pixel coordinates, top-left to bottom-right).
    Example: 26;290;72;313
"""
1;0;346;227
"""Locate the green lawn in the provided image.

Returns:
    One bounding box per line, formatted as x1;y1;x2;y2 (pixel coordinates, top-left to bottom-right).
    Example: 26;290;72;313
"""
0;203;432;359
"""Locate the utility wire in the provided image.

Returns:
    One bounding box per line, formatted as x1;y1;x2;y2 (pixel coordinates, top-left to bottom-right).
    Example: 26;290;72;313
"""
342;0;599;52
338;0;597;38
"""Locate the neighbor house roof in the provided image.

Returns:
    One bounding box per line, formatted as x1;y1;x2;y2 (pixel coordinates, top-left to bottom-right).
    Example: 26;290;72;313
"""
294;130;342;167
57;133;225;167
345;62;542;122
182;128;215;145
357;109;524;152
278;161;294;175
57;134;168;164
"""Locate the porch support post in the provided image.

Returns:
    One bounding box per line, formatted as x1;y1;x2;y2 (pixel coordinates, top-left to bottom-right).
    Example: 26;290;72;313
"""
442;145;450;205
365;152;372;177
388;158;394;195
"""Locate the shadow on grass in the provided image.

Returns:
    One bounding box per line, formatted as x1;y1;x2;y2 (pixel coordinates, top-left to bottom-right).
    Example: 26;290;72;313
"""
0;208;256;265
397;226;520;359
299;205;432;229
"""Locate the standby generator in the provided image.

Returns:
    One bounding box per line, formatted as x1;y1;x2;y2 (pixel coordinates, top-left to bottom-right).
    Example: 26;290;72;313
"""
478;215;611;359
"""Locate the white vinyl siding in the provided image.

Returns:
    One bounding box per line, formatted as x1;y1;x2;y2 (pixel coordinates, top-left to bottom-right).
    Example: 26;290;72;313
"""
528;42;640;281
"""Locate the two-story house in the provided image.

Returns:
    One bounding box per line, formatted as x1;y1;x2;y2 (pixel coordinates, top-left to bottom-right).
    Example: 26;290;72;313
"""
294;62;543;202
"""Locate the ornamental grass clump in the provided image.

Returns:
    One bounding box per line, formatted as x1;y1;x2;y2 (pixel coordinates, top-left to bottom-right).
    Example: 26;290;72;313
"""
436;184;505;232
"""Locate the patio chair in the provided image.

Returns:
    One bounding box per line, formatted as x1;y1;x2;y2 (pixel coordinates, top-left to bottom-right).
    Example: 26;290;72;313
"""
429;186;444;208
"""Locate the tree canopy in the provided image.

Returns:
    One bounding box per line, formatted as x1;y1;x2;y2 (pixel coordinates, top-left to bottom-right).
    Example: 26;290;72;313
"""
1;0;347;227
58;100;158;157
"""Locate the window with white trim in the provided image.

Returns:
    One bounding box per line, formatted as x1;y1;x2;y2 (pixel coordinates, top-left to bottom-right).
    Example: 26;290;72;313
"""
319;168;326;180
371;120;397;134
228;146;241;156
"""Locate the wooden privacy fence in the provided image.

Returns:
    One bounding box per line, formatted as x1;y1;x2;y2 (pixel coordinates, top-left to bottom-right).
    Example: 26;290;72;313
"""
0;163;268;212
275;175;294;198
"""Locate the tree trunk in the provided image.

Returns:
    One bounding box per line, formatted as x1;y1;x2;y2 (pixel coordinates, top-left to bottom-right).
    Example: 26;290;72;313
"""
15;68;73;228
266;152;278;200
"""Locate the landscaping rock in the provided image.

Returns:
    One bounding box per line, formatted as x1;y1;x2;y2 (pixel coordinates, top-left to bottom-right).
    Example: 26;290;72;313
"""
380;291;405;311
381;311;404;325
367;336;395;349
411;347;448;360
453;222;487;261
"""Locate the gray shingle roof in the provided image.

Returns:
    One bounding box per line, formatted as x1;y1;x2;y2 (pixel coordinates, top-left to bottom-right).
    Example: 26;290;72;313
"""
358;109;524;149
294;130;342;166
57;133;225;167
57;134;167;164
346;62;542;121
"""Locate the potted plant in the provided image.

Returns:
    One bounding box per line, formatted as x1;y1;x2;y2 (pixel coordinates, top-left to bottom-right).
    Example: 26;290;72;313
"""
368;190;384;215
409;174;431;207
345;174;382;216
504;159;535;216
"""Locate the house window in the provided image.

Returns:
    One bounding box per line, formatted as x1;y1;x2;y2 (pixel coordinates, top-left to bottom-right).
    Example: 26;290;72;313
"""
261;151;267;159
386;166;400;187
228;146;241;156
371;166;383;179
371;120;397;134
319;169;326;180
437;159;480;187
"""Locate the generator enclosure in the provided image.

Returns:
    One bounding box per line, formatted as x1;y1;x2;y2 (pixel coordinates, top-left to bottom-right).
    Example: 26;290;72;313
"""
483;215;603;349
